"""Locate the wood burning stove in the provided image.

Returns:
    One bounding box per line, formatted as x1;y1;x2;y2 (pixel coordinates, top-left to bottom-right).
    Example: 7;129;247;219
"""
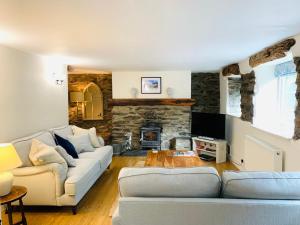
140;122;162;150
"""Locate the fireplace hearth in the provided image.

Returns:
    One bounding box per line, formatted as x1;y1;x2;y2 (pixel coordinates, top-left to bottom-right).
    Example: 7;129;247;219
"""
140;122;162;150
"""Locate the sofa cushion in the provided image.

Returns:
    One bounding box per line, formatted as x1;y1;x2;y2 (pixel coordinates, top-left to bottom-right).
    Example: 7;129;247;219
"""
12;131;56;167
64;158;100;196
72;126;102;148
54;134;78;159
68;134;95;153
222;171;300;200
55;146;77;167
29;139;66;166
50;125;73;139
118;167;221;198
97;136;105;147
79;145;113;169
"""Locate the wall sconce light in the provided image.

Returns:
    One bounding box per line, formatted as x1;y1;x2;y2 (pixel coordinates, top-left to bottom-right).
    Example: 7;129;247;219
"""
43;56;67;85
50;64;67;85
130;88;138;98
166;87;174;98
52;71;64;85
56;79;64;85
70;92;84;119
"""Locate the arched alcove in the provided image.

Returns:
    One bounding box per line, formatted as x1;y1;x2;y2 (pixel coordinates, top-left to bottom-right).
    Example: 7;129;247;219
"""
83;82;103;120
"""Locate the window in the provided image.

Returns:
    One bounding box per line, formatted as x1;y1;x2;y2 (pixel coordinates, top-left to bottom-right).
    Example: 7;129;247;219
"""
227;77;242;117
253;56;297;138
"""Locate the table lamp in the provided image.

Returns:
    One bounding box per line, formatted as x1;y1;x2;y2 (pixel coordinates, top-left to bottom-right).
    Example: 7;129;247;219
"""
0;143;22;196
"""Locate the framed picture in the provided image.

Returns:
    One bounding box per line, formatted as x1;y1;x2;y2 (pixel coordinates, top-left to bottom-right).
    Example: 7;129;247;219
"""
141;77;162;94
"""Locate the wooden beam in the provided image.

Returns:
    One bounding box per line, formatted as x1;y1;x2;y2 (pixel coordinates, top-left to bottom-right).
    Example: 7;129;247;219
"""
249;38;296;68
109;98;196;106
68;66;111;75
222;63;240;76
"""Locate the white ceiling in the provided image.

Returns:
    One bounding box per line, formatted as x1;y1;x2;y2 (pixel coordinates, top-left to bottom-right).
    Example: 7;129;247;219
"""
1;0;300;72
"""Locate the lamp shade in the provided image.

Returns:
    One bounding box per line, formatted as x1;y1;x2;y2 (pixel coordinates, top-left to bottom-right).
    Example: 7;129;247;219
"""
70;92;84;103
0;143;22;172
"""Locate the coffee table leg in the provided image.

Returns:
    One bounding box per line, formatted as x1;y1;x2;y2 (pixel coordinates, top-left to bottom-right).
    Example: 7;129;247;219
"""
19;199;27;225
7;203;13;225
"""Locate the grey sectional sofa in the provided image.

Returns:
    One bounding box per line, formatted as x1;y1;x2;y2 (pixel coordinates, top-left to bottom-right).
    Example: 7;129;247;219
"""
113;167;300;225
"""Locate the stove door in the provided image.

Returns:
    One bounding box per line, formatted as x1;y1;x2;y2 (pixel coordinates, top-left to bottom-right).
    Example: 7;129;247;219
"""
142;130;159;142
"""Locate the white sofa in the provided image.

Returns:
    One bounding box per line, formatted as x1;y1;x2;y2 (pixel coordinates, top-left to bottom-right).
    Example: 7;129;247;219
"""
113;167;300;225
11;125;113;214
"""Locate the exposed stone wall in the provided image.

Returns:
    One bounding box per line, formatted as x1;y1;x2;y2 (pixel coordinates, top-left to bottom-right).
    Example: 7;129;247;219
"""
228;77;242;116
240;71;255;122
68;74;112;143
112;106;191;150
191;73;220;113
294;57;300;139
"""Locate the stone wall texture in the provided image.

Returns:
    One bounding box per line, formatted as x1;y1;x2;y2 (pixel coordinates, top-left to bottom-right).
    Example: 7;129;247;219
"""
68;74;112;143
112;106;191;150
240;71;255;122
294;57;300;139
191;73;220;113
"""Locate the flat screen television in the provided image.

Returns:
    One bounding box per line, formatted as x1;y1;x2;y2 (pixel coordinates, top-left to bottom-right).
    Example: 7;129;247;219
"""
191;112;225;139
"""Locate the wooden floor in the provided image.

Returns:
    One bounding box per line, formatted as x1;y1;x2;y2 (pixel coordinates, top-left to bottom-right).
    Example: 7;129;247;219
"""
1;156;237;225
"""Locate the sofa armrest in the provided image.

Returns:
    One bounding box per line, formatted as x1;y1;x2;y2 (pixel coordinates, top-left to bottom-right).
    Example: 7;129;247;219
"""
112;206;122;225
13;163;67;176
12;163;68;198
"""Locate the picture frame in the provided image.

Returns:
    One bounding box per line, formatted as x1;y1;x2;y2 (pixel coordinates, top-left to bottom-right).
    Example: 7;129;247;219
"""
141;77;162;94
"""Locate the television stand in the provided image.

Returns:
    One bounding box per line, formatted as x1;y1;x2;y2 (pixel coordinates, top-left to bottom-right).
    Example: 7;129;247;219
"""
192;137;227;164
197;136;215;141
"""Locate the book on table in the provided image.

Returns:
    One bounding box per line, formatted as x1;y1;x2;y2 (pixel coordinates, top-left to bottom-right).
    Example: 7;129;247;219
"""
172;151;196;157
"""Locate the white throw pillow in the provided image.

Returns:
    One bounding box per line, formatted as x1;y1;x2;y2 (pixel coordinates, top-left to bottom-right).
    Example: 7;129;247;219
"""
97;136;105;146
68;134;95;153
30;139;66;166
72;126;103;148
55;146;77;167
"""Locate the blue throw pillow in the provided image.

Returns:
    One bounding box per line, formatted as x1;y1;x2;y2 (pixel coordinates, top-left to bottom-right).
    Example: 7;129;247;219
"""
54;134;78;159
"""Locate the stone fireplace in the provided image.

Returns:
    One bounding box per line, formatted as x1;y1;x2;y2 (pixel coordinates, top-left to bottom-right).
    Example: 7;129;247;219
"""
112;105;191;150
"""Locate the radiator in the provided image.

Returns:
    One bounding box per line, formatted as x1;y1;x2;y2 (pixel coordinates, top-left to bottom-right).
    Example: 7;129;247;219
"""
244;135;283;171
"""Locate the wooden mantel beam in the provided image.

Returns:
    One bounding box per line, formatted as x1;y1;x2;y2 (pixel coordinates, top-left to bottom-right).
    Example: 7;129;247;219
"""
109;98;196;106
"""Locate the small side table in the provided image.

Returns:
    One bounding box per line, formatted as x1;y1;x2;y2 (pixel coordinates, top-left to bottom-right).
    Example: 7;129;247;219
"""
0;186;27;225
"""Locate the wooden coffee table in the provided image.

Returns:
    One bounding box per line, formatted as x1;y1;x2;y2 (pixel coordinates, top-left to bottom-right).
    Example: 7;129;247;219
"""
145;150;202;168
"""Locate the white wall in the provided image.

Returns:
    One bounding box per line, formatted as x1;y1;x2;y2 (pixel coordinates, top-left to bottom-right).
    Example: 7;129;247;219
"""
219;72;228;114
226;115;300;171
0;45;68;142
292;34;300;57
112;71;191;99
221;33;300;171
239;58;252;74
